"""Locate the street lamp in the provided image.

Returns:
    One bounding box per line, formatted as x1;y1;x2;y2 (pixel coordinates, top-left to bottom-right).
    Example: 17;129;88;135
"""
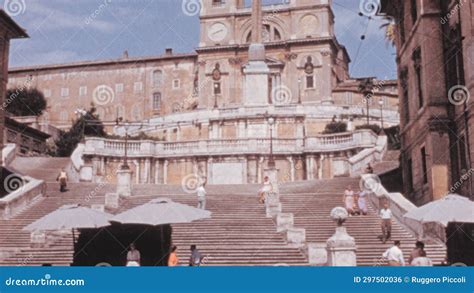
358;78;374;125
298;78;302;104
116;117;130;170
267;116;275;168
378;99;384;131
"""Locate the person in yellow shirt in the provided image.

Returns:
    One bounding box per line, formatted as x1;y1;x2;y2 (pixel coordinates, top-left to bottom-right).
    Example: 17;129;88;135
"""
168;246;179;266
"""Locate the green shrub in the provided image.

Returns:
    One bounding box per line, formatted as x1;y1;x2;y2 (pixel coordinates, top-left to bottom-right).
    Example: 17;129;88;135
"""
323;121;347;134
355;124;382;135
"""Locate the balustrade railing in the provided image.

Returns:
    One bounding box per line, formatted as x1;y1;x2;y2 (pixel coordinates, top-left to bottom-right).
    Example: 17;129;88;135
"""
84;130;377;158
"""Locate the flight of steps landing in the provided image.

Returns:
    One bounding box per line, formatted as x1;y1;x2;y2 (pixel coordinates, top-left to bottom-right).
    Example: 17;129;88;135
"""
371;150;400;175
0;182;307;266
9;157;72;182
280;178;447;266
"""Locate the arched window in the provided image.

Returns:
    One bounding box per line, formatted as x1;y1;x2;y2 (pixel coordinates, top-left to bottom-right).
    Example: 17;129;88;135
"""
153;70;163;88
245;25;282;43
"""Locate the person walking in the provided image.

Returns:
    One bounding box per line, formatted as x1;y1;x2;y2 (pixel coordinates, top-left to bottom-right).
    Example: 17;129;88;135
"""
196;182;207;210
126;243;141;266
365;163;374;174
343;185;355;216
379;203;392;243
56;169;68;192
168;246;179;267
411;250;433;266
189;245;202;267
258;176;273;204
357;190;368;215
382;240;405;266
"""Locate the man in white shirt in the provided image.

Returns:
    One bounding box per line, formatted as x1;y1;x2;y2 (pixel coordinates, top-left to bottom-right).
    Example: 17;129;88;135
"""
383;240;405;266
196;182;207;210
379;203;392;243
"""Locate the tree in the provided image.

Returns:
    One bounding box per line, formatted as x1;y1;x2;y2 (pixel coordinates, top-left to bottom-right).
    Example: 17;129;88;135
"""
379;16;396;47
5;88;47;116
54;106;106;157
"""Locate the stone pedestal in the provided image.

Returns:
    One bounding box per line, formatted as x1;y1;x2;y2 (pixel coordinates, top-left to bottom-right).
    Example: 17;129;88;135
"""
307;243;328;266
326;226;357;266
105;193;120;210
264;167;279;195
276;213;294;232
265;191;280;206
116;168;132;197
286;227;306;248
80;165;93;182
244;43;270;106
266;202;282;218
30;231;46;248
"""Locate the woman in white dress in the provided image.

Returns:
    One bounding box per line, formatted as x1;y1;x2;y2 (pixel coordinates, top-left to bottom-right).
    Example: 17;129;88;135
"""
258;176;273;204
357;190;368;215
343;185;355;215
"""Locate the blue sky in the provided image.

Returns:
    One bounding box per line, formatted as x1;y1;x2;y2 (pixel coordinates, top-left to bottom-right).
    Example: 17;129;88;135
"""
6;0;396;79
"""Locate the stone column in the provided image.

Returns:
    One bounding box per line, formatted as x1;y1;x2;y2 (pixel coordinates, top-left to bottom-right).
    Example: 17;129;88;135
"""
163;160;168;184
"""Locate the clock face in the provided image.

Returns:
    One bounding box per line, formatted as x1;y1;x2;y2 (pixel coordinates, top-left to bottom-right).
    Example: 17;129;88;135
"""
208;22;228;43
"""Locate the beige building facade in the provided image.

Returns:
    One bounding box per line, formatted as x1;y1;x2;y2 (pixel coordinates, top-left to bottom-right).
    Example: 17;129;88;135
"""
381;0;474;204
9;1;399;184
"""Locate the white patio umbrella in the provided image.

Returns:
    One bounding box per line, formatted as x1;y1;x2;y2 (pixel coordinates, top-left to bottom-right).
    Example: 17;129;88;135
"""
23;204;113;231
111;198;211;225
404;194;474;226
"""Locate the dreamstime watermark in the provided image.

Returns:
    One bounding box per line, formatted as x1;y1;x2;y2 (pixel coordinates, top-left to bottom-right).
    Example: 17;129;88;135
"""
447;85;470;106
5;274;85;287
359;0;381;17
440;0;467;24
272;85;292;105
182;0;202;16
449;168;474;194
3;0;26;16
181;173;204;194
84;0;113;25
83;168;118;203
359;174;383;194
3;173;27;194
92;85;115;106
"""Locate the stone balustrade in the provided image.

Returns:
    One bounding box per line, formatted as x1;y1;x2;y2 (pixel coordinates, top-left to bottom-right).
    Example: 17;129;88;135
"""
84;130;378;159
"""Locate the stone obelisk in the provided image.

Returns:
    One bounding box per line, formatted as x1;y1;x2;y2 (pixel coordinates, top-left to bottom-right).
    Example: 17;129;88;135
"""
244;0;270;106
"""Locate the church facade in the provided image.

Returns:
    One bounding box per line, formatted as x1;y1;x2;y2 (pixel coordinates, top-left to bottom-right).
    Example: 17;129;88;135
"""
8;0;399;184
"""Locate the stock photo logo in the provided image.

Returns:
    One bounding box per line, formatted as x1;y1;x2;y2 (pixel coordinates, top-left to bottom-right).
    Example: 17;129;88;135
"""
3;173;27;194
181;173;201;194
359;174;382;194
182;0;202;17
448;85;470;106
272;85;292;105
93;85;115;106
359;0;381;17
3;0;26;16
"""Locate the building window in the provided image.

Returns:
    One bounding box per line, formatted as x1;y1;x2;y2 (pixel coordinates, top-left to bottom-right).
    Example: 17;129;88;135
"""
172;79;180;90
61;88;69;97
407;158;414;192
304;56;315;89
79;86;87;96
400;68;409;124
115;83;124;93
410;0;418;24
412;47;423;108
421;147;428;184
153;70;163;88
153;92;161;111
44;89;51;98
213;82;221;95
134;82;143;93
212;0;224;6
60;111;68;122
43;74;52;81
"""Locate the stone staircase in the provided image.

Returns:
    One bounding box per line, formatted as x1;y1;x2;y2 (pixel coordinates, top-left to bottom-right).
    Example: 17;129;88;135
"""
372;150;400;175
279;178;446;266
9;157;71;182
0;162;446;266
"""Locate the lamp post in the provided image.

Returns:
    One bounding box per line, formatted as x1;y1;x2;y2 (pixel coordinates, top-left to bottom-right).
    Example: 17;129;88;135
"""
268;116;275;168
298;78;302;104
358;78;374;125
378;99;384;131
